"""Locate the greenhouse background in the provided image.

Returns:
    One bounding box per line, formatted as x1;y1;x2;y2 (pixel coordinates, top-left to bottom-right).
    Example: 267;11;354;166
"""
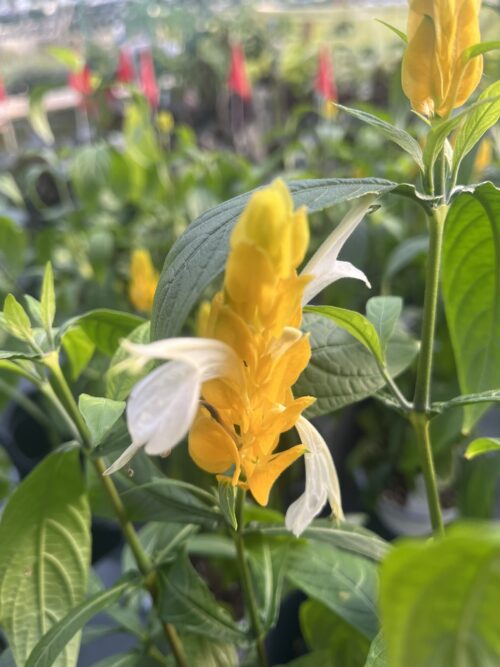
0;1;500;666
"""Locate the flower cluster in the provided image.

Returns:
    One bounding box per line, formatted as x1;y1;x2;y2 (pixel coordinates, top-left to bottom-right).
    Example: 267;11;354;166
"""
107;181;375;535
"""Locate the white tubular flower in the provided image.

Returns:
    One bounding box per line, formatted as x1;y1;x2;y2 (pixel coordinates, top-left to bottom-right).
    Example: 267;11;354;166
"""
285;416;344;537
104;338;240;475
300;194;376;305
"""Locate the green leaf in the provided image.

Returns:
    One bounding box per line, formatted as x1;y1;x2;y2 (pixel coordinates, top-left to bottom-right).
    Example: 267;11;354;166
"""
62;310;144;356
300;599;370;667
254;522;390;562
180;633;238;667
217;479;237;530
122;522;197;572
0;174;23;207
106;322;152;401
452;81;500;179
246;534;290;631
78;394;126;447
375;19;408;44
187;534;236;560
306;305;385;366
158;556;247;643
152;178;397;339
25;577;138;667
364;634;387;667
61;326;95;380
441;183;500;432
0;350;40;361
463;41;500;61
3;293;32;342
423;97;500;177
29;88;54;145
119;478;222;527
40;261;56;334
465;438;500;460
0;449;91;667
295;314;418;417
366;297;402;353
380;523;500;666
336;104;423;171
286;541;379;639
432;389;500;414
92;653;154;667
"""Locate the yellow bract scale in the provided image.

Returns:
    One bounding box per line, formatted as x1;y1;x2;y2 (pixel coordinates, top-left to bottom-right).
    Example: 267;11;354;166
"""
188;179;315;505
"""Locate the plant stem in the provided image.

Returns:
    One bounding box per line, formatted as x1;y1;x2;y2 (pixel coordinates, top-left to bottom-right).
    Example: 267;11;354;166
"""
234;489;268;667
43;357;188;667
413;205;447;413
411;204;448;536
410;413;444;535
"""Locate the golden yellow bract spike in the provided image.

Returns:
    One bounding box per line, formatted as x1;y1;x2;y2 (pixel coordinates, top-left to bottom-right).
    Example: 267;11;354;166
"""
189;180;314;505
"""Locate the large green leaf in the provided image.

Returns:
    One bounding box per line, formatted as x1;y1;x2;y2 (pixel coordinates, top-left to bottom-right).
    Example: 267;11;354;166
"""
286;541;379;639
295;314;417;417
25;577;138;667
151;178;397;339
300;599;370;667
158;556;247;644
441;183;500;432
336;104;424;171
0;449;91;667
380;524;500;666
179;632;239;667
366;297;402;354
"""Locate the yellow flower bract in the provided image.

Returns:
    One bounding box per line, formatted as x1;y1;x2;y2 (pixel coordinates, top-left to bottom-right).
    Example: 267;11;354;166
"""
188;180;315;505
402;0;483;118
128;249;159;314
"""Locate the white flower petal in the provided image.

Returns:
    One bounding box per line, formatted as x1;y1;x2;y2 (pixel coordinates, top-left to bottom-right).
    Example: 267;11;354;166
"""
302;260;371;305
122;337;241;383
285;416;344;537
300;194;376;305
127;360;201;454
103;441;143;476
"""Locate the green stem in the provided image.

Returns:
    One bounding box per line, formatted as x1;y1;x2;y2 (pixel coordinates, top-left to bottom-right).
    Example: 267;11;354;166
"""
410;414;444;536
411;204;448;536
234;489;268;667
413;206;447;413
380;366;411;413
43;356;188;667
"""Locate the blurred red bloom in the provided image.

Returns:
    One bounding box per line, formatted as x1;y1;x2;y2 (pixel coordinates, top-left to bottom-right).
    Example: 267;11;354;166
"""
140;49;159;108
227;44;252;101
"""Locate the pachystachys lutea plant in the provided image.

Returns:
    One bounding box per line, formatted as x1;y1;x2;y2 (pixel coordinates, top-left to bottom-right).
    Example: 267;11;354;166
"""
0;1;499;666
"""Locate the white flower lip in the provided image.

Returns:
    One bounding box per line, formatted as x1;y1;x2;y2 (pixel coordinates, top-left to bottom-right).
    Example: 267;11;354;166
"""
300;194;376;305
285;416;344;537
104;337;240;475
